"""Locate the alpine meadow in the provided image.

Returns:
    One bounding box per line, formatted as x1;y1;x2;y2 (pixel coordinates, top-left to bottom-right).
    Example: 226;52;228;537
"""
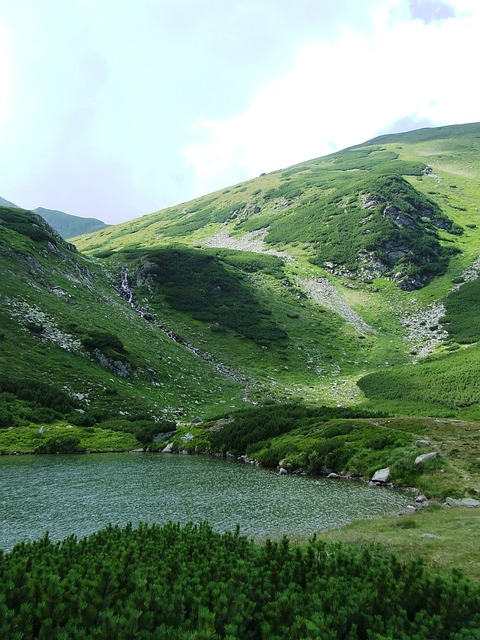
1;123;480;639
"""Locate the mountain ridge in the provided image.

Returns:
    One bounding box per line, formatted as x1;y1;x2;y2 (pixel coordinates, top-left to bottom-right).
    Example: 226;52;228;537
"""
0;197;109;238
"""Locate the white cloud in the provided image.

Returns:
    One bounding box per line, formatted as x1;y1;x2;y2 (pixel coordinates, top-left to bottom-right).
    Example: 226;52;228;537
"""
185;1;480;197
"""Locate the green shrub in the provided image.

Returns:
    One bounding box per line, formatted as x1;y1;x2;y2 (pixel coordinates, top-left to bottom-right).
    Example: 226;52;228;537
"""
0;375;80;417
34;436;85;454
1;522;479;639
81;330;126;353
0;407;14;428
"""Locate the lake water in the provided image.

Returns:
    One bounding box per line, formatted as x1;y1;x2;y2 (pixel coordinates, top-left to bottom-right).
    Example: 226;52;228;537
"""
0;453;411;551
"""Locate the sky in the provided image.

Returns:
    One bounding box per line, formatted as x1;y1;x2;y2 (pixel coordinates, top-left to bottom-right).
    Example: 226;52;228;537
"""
0;0;479;224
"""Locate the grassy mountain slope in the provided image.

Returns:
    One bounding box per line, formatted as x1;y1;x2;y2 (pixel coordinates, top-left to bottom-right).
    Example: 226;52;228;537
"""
0;207;249;434
1;124;480;487
73;122;480;412
75;123;479;290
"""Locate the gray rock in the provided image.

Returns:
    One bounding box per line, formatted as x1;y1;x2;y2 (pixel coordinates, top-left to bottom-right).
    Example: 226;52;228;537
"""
415;494;428;503
383;204;416;229
405;505;417;513
327;472;341;479
161;442;174;453
278;467;288;476
415;439;431;448
181;432;194;442
371;467;390;483
415;452;437;465
445;497;480;508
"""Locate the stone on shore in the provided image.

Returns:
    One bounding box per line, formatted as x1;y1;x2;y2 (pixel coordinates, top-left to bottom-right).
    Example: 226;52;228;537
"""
371;467;390;483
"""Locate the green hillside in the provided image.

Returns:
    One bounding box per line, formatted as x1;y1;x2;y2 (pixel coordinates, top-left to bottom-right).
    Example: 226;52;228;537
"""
1;123;480;498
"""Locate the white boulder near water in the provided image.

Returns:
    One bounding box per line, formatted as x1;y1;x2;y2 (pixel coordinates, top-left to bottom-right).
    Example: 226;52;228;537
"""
371;467;390;483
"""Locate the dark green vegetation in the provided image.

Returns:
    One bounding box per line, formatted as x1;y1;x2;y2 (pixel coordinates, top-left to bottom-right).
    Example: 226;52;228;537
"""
125;246;287;345
1;522;479;640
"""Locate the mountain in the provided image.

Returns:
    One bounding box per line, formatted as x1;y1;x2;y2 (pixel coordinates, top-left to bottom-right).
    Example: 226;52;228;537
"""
0;197;109;238
1;123;479;494
34;207;109;239
0;197;19;208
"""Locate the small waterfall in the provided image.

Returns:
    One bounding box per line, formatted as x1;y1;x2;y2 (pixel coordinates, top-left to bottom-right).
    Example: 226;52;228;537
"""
118;268;250;388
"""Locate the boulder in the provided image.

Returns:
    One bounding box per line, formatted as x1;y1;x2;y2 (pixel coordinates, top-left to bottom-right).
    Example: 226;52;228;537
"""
371;467;390;483
327;473;341;480
278;467;288;476
445;497;480;508
415;452;437;465
415;439;431;448
161;442;174;453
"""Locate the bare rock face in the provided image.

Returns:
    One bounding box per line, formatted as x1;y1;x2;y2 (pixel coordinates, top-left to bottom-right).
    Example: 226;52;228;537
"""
93;349;132;378
382;204;417;229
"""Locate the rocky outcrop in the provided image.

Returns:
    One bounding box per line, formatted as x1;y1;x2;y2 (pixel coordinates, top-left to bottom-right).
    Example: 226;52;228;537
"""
6;299;82;352
93;349;132;378
382;204;417;229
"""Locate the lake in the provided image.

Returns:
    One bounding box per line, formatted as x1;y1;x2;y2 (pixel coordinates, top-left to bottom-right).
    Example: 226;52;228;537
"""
0;453;412;551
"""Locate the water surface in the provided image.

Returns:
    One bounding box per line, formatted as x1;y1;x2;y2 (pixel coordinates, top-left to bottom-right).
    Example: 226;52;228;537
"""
0;453;410;551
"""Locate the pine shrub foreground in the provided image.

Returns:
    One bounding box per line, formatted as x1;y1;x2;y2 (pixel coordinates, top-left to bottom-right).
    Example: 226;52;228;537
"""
1;522;479;639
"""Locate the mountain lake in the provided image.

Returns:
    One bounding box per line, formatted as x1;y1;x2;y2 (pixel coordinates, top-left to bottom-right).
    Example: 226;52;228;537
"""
0;453;412;551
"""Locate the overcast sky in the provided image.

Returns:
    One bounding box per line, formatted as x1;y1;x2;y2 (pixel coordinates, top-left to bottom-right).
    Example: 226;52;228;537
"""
0;0;478;224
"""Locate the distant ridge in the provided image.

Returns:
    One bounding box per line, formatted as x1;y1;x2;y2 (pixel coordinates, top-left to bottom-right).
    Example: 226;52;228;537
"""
0;197;19;208
0;196;109;238
34;207;109;239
